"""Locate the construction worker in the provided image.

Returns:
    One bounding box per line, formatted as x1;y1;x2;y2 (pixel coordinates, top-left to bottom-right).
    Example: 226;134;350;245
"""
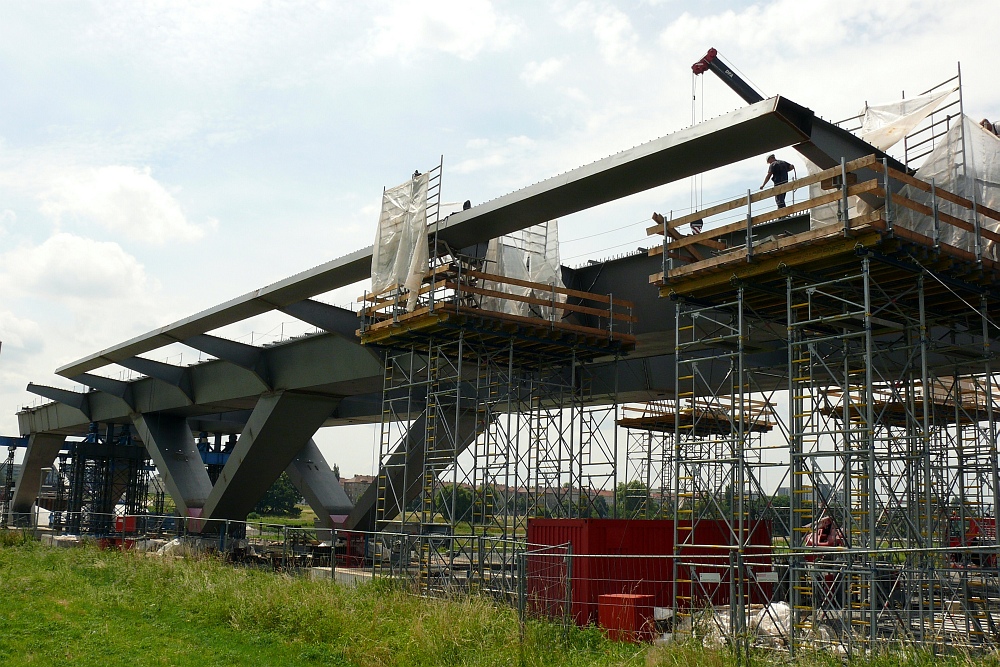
760;154;796;208
981;118;1000;137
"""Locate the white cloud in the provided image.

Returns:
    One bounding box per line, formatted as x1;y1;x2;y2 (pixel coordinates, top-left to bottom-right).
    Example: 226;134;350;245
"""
0;311;43;354
522;58;565;85
39;166;210;244
454;135;537;174
369;0;519;61
658;1;930;59
85;1;329;87
560;2;647;69
0;232;154;303
0;209;13;237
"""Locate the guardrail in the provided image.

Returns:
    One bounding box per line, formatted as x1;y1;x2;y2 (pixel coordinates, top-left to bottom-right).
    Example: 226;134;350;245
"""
647;153;1000;282
359;261;635;343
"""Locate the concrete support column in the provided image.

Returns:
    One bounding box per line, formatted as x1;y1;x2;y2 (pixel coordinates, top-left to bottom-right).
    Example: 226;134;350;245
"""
201;391;339;523
131;413;213;518
9;432;66;524
285;438;353;529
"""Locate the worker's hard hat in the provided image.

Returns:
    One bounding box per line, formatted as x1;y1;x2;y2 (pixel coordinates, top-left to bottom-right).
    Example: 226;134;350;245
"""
766;154;775;162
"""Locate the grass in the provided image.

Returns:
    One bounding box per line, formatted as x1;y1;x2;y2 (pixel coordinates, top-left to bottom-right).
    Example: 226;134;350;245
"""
0;538;640;666
1;534;999;667
249;506;320;528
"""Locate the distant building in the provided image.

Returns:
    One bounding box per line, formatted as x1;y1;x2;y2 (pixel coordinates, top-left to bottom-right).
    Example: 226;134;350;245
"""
341;475;374;504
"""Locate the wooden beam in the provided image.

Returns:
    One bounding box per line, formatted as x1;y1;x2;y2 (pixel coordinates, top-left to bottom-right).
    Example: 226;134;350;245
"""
360;306;636;347
662;179;880;253
649;214;883;286
444;281;637;323
871;161;1000;225
460;268;634;308
357;263;455;303
657;228;884;296
891;193;1000;245
646;154;879;235
748;179;881;228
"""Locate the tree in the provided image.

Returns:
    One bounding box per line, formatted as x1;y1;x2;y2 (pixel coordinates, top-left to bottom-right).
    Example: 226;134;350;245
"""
332;463;340;480
616;480;649;518
434;484;475;523
253;472;302;517
574;492;610;519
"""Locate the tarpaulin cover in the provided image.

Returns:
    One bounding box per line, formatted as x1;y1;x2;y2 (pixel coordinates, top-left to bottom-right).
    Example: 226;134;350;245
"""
482;220;566;320
806;158;857;228
896;115;1000;259
370;173;429;312
809;88;955;229
859;87;955;152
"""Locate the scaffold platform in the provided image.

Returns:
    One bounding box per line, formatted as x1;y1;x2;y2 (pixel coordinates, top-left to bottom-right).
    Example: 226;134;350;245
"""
617;400;776;436
359;263;636;362
649;154;1000;318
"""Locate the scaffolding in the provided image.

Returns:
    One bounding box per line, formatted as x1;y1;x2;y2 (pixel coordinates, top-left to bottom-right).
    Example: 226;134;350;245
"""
360;180;633;587
602;139;1000;650
646;147;1000;651
0;444;14;528
65;423;152;536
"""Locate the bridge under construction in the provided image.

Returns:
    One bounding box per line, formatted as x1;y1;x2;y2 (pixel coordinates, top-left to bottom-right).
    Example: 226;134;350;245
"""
6;52;1000;653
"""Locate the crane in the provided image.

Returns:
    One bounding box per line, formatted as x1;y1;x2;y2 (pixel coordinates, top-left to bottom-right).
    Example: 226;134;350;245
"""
690;47;907;207
692;48;764;105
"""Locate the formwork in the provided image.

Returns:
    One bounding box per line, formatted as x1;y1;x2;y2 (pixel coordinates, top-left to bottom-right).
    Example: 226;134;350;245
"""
644;147;1000;652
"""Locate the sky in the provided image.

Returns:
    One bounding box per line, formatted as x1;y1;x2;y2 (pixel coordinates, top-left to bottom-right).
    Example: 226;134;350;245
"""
1;0;999;477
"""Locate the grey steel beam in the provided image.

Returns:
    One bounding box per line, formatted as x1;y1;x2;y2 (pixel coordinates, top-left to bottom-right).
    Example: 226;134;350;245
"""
346;409;481;531
796;116;907;207
18;331;384;438
57;245;372;378
117;357;195;403
9;432;66;521
201;391;340;523
71;373;135;410
182;334;271;388
285;438;354;529
26;384;91;420
55;97;815;379
279;300;361;340
131;413;213;518
433;96;812;250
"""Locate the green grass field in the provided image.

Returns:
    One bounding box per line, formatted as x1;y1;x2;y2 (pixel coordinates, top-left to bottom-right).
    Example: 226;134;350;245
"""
0;532;995;667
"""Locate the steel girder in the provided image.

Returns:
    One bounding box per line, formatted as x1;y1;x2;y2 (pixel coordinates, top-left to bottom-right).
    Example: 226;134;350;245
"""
53;96;816;380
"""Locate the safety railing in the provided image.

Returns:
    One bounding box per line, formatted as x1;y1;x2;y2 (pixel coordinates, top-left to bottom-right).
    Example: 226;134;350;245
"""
647;153;1000;284
359;261;636;349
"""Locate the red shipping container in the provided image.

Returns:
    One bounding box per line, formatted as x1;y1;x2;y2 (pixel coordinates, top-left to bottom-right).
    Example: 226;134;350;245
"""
526;518;774;627
114;515;137;533
598;594;655;642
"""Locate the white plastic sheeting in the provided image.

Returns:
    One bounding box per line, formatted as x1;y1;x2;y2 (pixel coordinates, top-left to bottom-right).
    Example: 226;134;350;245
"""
859;87;956;152
806;158;857;229
750;602;791;648
896;115;1000;259
482;220;566;320
370;173;430;312
809;88;956;230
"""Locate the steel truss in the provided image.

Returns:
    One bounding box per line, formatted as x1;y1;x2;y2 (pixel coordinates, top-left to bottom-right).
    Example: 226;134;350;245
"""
0;444;14;528
65;423;152;535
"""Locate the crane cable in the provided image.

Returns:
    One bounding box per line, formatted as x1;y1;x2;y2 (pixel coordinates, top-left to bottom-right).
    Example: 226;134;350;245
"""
691;72;705;215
